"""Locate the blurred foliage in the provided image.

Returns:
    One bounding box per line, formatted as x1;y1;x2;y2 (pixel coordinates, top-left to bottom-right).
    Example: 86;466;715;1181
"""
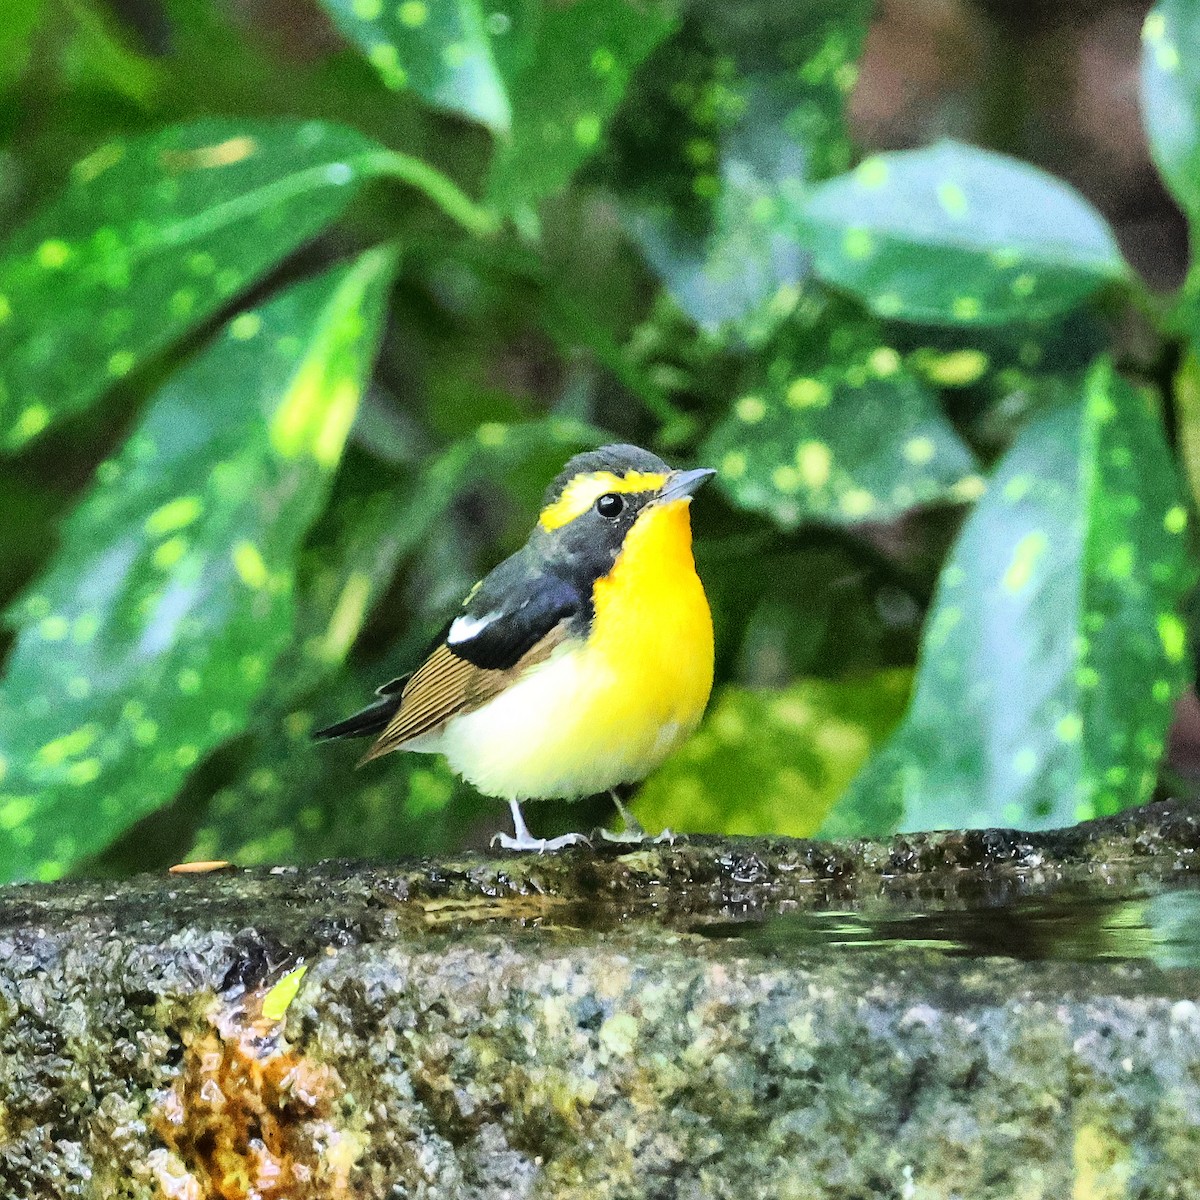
0;0;1197;882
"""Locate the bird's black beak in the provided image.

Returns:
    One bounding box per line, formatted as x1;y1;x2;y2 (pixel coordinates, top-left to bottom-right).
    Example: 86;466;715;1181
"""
658;467;717;503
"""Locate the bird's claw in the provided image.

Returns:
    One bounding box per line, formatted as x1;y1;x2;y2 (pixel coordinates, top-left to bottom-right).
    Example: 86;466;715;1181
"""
490;830;592;853
597;826;682;846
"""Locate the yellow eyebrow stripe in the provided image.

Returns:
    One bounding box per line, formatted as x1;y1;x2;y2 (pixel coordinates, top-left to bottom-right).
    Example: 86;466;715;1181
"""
538;470;668;531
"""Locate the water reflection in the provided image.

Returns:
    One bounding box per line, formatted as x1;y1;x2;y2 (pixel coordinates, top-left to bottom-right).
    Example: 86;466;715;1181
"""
697;886;1200;970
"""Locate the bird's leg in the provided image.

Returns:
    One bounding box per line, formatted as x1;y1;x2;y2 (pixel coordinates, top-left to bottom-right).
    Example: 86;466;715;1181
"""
599;791;677;845
491;799;591;853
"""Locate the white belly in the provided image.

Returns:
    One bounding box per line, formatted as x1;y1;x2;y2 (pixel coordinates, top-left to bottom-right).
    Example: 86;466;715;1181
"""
408;639;702;801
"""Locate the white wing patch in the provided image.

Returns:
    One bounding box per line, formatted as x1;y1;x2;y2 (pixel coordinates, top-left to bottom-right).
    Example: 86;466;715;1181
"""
448;610;500;645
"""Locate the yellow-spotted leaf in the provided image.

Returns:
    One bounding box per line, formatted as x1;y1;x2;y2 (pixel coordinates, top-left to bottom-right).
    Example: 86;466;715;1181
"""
317;0;509;131
619;0;872;336
1141;0;1200;220
800;141;1128;326
826;360;1193;838
486;0;677;217
704;337;981;529
633;671;911;837
0;119;478;450
0;249;397;884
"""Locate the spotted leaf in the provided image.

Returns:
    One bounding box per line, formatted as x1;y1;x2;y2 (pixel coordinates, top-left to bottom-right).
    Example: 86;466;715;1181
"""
1142;0;1200;220
619;0;871;337
800;141;1128;326
317;0;509;131
827;360;1193;838
0;249;397;883
704;337;982;529
486;0;677;217
633;671;911;837
0;119;475;450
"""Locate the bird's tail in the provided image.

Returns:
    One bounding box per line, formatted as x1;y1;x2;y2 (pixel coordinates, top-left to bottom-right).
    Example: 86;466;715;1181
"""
312;676;407;741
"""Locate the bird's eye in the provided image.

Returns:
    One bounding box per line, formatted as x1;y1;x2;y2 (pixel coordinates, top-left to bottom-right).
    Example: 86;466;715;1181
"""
595;492;625;519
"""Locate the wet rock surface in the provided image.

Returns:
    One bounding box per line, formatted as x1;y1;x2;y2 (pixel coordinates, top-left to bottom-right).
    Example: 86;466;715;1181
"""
3;798;1200;1198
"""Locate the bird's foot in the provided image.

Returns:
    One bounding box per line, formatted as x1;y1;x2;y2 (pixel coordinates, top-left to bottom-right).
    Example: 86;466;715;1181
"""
598;826;680;846
490;830;592;853
598;791;683;846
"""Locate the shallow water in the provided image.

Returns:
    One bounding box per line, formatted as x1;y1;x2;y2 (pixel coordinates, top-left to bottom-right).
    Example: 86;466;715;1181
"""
696;883;1200;971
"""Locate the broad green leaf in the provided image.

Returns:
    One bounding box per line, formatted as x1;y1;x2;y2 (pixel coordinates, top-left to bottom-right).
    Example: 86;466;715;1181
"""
0;118;485;450
317;0;510;131
633;671;910;837
620;0;871;336
800;142;1128;326
626;165;807;344
1141;1;1200;219
0;248;398;883
486;0;677;217
705;330;982;529
828;361;1193;839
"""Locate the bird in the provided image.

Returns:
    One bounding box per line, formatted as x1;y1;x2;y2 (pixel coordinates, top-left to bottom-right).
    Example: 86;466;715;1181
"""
313;443;716;851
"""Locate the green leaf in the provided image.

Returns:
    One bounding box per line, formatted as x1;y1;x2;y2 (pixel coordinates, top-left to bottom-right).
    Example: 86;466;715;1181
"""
486;0;678;217
801;142;1128;326
633;671;911;837
704;328;982;529
619;0;871;336
0;118;483;451
0;248;398;883
828;361;1194;838
317;0;510;131
1141;1;1200;219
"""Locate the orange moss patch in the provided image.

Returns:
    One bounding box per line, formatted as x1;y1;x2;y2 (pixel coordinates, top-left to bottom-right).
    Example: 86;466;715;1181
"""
150;985;362;1199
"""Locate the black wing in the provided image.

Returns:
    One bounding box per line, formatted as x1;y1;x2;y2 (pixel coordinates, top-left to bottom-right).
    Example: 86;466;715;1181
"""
444;549;583;670
312;549;582;745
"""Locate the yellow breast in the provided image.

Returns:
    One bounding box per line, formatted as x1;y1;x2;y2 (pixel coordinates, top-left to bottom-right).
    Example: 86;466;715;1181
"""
433;499;714;800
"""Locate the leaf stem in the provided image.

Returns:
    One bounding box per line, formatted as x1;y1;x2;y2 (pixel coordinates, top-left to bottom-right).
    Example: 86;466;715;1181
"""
367;150;499;239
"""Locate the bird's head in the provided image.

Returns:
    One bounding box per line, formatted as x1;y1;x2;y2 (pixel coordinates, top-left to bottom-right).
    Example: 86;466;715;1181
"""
532;443;715;583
